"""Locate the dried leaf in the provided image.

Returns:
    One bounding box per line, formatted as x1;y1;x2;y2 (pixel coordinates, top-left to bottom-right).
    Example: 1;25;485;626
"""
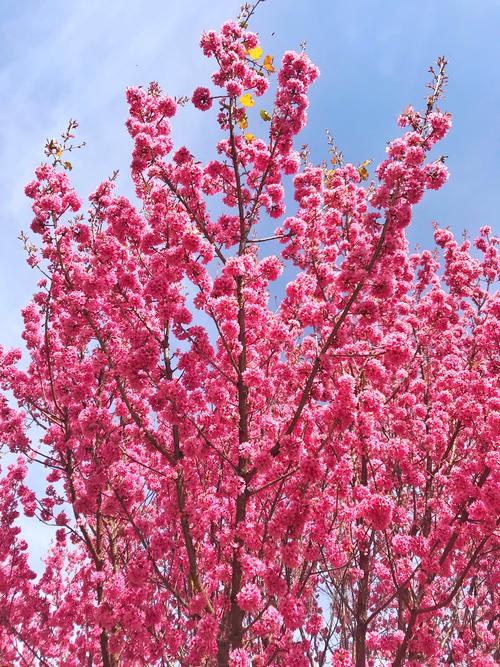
358;159;371;181
263;54;275;73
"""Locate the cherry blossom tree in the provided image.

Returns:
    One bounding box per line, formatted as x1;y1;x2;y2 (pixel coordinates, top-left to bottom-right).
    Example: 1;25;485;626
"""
0;6;498;667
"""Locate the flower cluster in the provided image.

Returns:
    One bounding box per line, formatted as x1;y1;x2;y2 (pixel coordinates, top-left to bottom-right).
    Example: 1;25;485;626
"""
0;13;497;667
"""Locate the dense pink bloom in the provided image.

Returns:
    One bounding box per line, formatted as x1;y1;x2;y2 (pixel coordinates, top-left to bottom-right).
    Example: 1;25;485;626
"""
0;15;497;667
361;494;394;530
192;86;212;110
236;583;262;612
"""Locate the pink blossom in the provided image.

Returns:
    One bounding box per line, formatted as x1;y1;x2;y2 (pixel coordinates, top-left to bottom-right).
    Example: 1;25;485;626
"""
192;86;212;111
236;583;262;612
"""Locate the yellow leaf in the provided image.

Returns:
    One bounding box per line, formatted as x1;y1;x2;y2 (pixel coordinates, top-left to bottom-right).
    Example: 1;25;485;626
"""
330;155;338;165
263;54;275;73
248;46;263;60
239;115;248;130
259;109;272;122
56;149;63;158
358;159;371;181
245;133;256;142
240;93;255;108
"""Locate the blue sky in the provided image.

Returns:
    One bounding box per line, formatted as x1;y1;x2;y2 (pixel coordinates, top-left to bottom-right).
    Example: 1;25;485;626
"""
0;0;499;565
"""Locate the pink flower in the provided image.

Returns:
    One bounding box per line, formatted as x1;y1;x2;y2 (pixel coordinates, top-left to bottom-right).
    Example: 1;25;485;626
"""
424;160;449;189
332;649;353;666
226;79;243;97
229;649;250;666
361;494;394;530
427;111;452;142
157;96;177;117
192;86;212;111
236;583;262;612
